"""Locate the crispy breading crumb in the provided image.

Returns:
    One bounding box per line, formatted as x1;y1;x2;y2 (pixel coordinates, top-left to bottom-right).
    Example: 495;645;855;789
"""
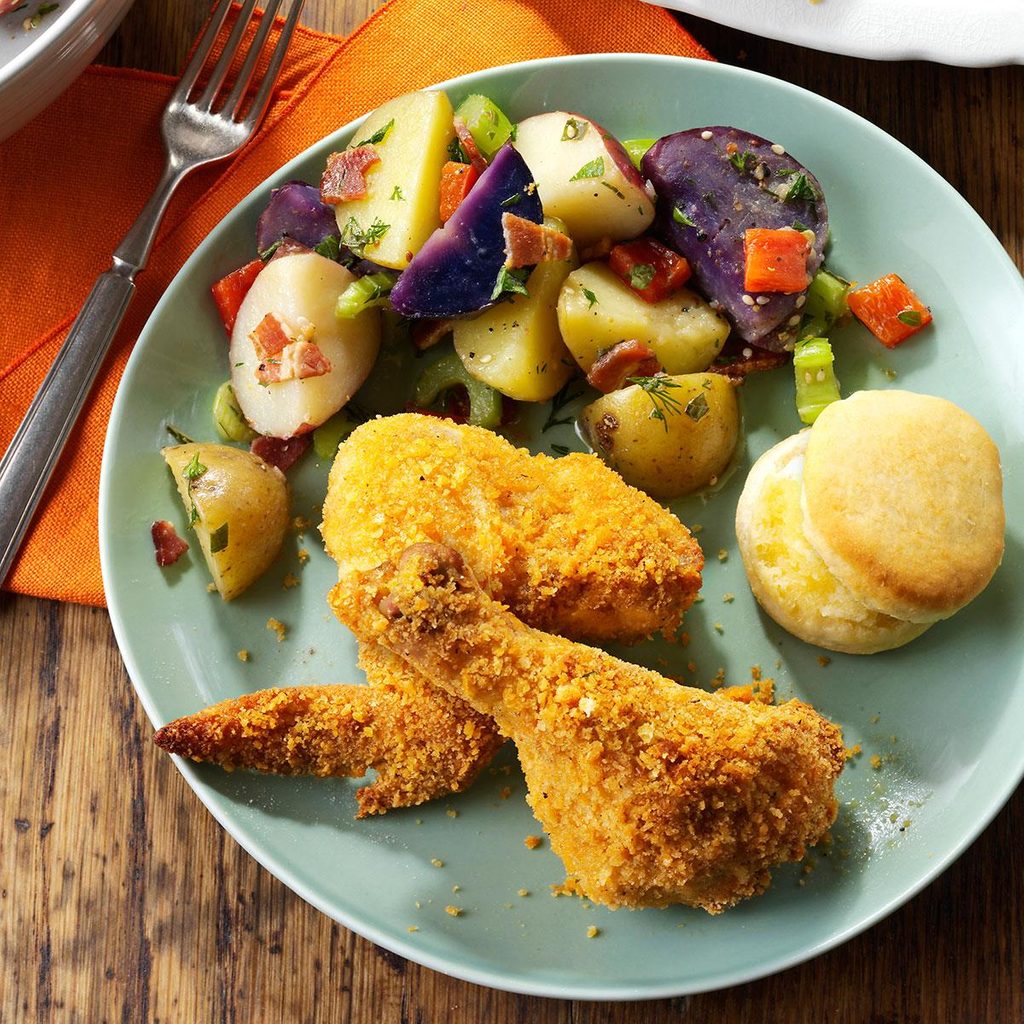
586;925;600;939
499;786;512;799
407;925;419;932
687;661;698;673
282;572;300;590
236;649;250;663
517;888;530;897
206;582;217;593
446;808;458;818
751;665;762;681
444;905;463;917
844;744;862;760
431;858;444;868
297;547;310;566
690;523;703;534
870;754;883;769
869;714;881;724
722;593;735;603
713;622;724;634
817;655;831;667
711;667;726;688
451;884;461;893
293;515;313;534
524;835;542;850
265;618;287;642
717;548;728;562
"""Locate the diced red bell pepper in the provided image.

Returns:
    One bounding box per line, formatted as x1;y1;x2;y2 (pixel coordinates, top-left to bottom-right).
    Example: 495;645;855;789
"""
608;238;691;303
211;259;263;335
847;273;932;349
439;161;480;223
743;228;812;294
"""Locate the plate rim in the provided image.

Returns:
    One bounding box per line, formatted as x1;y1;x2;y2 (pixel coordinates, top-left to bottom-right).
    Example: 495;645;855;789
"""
99;51;1024;1000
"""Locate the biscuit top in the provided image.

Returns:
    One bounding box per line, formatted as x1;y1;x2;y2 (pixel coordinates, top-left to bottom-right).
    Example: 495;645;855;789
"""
801;390;1005;623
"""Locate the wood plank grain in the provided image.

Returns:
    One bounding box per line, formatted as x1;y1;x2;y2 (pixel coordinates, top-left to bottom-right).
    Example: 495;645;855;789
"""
2;2;1022;1022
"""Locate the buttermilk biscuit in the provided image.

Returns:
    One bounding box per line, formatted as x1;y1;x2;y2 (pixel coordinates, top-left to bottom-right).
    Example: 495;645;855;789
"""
735;431;931;655
801;391;1005;624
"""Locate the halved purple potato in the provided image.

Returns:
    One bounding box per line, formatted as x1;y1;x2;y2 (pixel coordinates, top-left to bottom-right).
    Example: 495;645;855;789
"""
642;127;828;350
256;181;339;254
389;144;543;319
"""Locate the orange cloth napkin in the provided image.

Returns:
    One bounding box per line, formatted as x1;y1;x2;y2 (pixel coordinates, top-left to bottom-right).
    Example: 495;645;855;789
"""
0;0;710;607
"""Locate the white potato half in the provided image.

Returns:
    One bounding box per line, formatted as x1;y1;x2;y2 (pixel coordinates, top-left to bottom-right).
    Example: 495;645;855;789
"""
557;262;730;375
230;252;380;439
513;111;654;248
332;90;454;270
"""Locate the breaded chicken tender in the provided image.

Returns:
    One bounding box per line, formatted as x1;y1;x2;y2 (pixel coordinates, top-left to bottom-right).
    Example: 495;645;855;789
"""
323;414;703;642
337;543;846;913
153;656;502;817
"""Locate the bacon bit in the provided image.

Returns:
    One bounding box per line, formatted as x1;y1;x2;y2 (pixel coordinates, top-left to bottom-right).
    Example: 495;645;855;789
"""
250;434;310;473
411;318;454;351
608;238;691;302
152;520;189;567
439;161;480;223
709;340;790;380
250;312;293;359
256;339;331;385
502;214;573;269
586;340;662;393
320;145;381;204
211;260;263;335
452;116;487;173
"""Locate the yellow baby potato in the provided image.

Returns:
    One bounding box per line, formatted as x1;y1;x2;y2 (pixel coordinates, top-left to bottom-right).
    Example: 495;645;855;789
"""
162;443;290;601
580;374;740;499
331;90;455;269
556;262;730;376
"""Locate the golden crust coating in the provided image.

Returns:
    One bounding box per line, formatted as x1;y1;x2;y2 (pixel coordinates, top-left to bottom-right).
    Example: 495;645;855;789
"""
736;431;931;654
153;669;503;818
336;543;846;914
322;414;703;644
802;390;1004;623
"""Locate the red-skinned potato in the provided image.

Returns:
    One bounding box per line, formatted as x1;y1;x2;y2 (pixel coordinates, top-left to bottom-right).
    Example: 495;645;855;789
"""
513;111;655;248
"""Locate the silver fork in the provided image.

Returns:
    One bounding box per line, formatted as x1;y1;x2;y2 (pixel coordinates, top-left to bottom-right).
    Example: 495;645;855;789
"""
0;0;305;587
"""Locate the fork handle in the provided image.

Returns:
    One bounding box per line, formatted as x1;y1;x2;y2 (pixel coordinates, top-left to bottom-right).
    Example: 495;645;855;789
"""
0;268;135;586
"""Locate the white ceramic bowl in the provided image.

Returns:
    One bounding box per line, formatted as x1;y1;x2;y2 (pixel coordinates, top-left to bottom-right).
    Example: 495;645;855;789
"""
0;0;135;142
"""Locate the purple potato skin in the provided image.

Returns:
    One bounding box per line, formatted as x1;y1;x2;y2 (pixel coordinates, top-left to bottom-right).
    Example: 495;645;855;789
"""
389;144;543;319
255;181;339;253
642;127;828;350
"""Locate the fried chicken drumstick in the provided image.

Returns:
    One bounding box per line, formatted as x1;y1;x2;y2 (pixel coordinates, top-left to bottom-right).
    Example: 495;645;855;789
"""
337;543;845;913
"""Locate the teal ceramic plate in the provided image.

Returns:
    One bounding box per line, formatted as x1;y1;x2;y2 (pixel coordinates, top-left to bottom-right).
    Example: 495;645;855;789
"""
99;55;1024;999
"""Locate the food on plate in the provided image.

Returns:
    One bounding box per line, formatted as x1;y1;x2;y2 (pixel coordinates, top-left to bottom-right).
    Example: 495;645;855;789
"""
161;443;290;600
580;373;741;498
335;543;845;913
229;251;381;438
792;336;841;424
512;111;656;248
255;180;338;255
642;127;828;351
325;89;455;270
388;143;547;318
736;390;1004;653
153;649;503;818
452;218;578;402
556;261;730;375
847;272;932;348
323;414;704;642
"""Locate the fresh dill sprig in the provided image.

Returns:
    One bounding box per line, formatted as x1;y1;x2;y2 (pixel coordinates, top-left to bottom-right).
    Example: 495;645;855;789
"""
627;374;684;431
542;379;586;433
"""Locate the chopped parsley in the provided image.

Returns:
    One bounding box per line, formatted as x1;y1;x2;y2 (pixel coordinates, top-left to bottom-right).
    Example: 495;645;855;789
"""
783;173;816;203
183;452;207;481
166;424;196;444
542;379;586;433
313;234;341;260
561;118;589;142
209;522;230;554
550;443;571;456
258;238;283;261
672;206;696;228
728;150;752;172
491;266;530;302
684;392;710;422
570;157;605;181
501;192;523;207
447;136;469;164
582;287;598;308
390;185;405;201
629;264;656;291
897;309;923;326
600;181;625;200
627;375;683;431
355;118;394;147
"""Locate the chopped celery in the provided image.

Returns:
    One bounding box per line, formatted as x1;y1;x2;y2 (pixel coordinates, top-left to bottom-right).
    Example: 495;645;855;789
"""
622;138;655;170
454;94;514;159
414;350;502;428
212;382;255;442
335;271;397;319
797;268;851;342
313;411;361;460
793;337;841;424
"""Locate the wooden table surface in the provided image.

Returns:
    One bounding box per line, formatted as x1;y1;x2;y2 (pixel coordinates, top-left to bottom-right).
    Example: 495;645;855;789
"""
3;1;1022;1020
